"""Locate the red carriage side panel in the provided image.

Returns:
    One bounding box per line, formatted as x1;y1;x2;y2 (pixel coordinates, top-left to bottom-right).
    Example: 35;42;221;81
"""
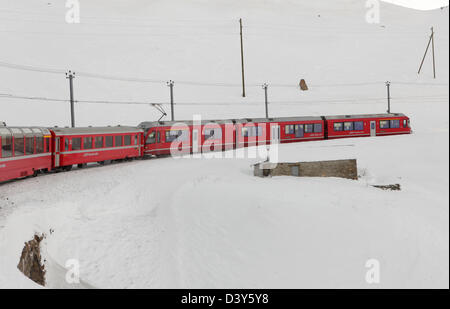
51;126;143;169
325;113;411;139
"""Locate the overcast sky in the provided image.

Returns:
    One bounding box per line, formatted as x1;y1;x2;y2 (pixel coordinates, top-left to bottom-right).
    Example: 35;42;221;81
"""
382;0;449;10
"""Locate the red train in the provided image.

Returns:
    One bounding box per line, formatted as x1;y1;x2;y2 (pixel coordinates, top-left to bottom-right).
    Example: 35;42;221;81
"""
0;113;411;183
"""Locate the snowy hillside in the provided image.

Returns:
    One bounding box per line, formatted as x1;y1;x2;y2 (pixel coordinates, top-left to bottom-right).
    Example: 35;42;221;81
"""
0;0;448;288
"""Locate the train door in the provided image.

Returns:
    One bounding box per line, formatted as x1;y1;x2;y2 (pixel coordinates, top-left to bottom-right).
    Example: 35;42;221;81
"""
192;129;199;153
55;137;61;167
271;125;280;144
370;121;376;136
295;124;304;138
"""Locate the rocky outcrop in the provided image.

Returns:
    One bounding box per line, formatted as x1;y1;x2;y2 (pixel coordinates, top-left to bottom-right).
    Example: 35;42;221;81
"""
17;234;46;286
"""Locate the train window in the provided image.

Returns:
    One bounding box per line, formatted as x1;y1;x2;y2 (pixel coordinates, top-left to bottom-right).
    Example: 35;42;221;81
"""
36;137;44;154
65;138;70;151
72;138;81;150
334;123;343;131
305;124;314;133
354;121;364;131
25;137;35;155
204;127;222;140
14;137;24;156
250;126;262;137
285;125;295;135
156;132;160;143
166;130;188;142
344;122;353;131
241;127;249;137
147;132;156;144
1;134;12;158
84;137;93;149
105;136;113;147
379;120;390;129
95;136;104;148
314;123;322;133
390;120;400;128
115;136;123;147
403;120;407;128
124;135;132;146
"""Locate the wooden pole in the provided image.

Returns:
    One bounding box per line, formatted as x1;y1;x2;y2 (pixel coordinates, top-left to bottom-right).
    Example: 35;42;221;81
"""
431;27;436;79
239;18;246;97
418;29;433;75
262;83;269;118
65;71;76;127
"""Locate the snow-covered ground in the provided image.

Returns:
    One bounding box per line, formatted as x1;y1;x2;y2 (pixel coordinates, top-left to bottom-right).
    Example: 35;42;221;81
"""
0;0;448;288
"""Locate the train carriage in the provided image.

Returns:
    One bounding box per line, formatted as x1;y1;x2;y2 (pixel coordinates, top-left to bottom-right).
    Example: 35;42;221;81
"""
0;125;52;182
324;113;411;139
275;116;325;143
139;116;326;157
51;126;144;170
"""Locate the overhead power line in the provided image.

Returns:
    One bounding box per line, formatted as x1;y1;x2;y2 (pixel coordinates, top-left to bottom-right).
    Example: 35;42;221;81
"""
0;60;448;88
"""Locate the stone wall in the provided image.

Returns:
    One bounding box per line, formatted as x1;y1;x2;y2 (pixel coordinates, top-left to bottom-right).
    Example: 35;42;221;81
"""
254;159;358;180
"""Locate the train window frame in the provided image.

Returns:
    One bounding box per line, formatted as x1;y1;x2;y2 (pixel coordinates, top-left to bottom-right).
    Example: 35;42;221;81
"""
147;131;156;144
14;136;25;157
241;127;249;137
285;125;295;135
72;137;82;151
115;135;123;147
344;122;354;131
95;136;104;148
44;138;49;153
313;123;322;133
354;121;364;131
334;123;343;132
25;136;35;155
36;137;44;154
305;124;314;133
390;119;400;129
379;120;390;129
105;135;114;148
204;127;222;140
64;138;70;151
124;135;132;146
1;131;12;158
83;137;93;150
166;130;189;143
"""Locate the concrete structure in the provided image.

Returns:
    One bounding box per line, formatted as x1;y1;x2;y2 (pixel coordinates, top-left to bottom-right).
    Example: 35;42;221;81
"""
254;159;358;180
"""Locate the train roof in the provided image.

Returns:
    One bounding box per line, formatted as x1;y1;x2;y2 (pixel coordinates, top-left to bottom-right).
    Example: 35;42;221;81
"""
50;126;143;136
0;126;51;136
139;116;323;129
323;113;407;120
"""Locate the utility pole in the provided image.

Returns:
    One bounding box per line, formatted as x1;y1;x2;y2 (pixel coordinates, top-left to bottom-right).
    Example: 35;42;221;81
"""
262;83;269;118
239;18;246;97
167;80;175;121
385;81;391;114
65;70;76;127
418;27;436;78
431;27;436;79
